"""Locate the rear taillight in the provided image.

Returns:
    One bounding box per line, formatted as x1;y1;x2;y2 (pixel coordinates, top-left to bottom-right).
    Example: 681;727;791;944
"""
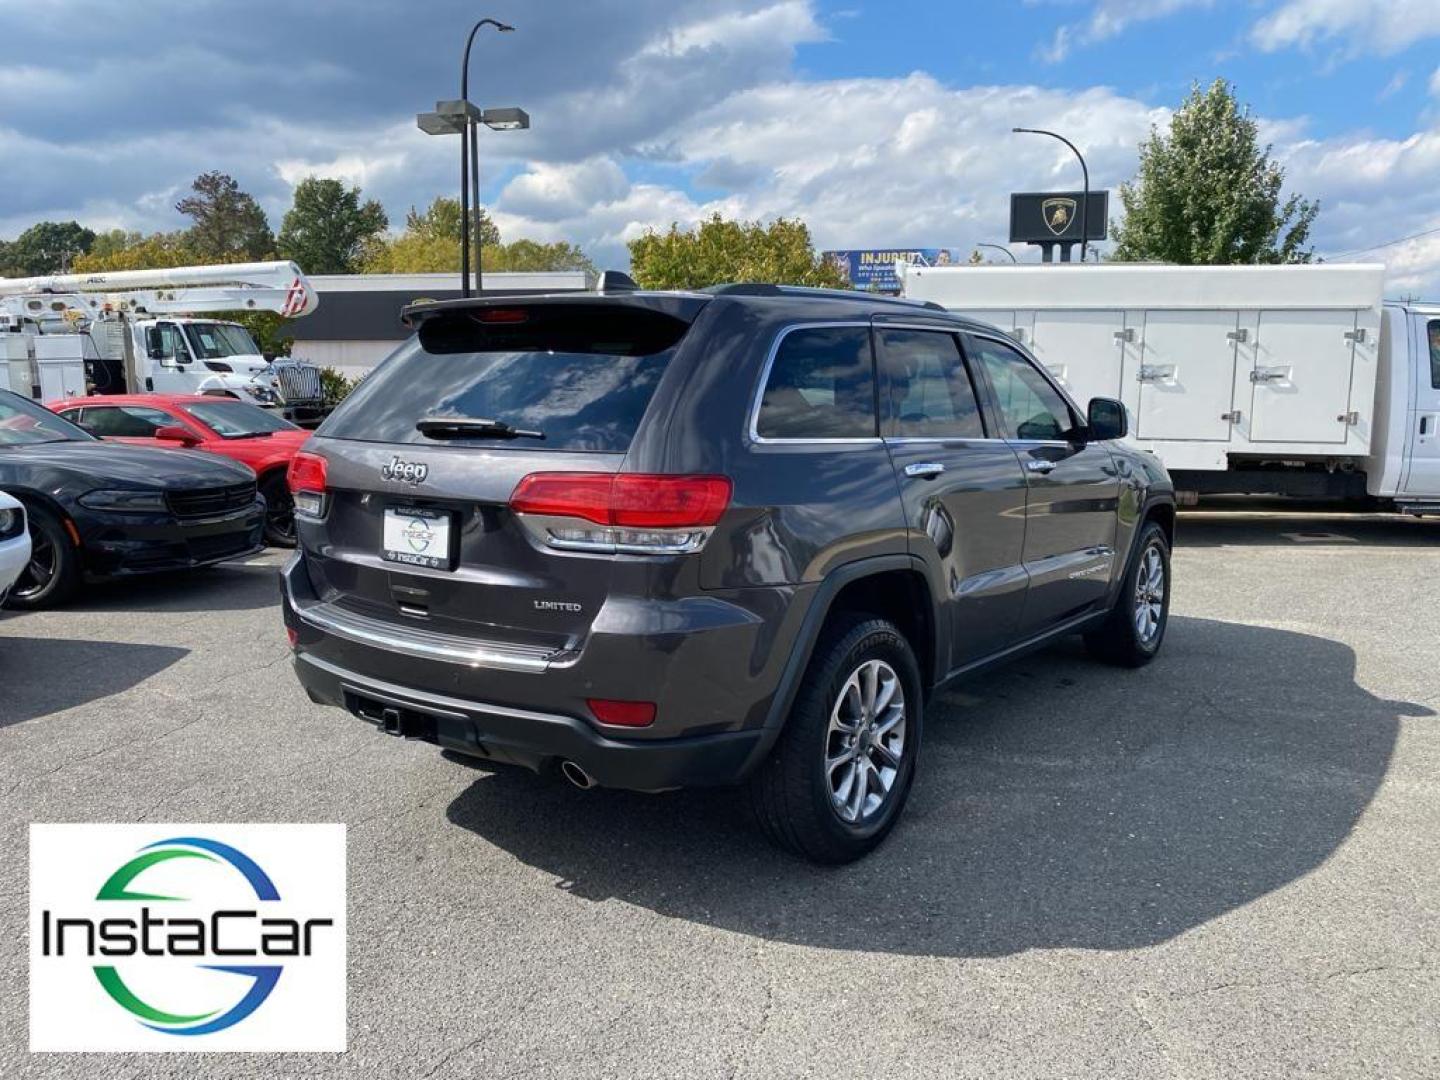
510;472;731;554
287;451;328;519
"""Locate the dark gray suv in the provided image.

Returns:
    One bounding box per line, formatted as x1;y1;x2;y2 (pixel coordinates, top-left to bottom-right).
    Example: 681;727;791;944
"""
282;281;1174;862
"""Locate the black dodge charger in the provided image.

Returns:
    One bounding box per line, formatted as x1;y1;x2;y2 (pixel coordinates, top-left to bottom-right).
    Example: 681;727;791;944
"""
0;389;265;609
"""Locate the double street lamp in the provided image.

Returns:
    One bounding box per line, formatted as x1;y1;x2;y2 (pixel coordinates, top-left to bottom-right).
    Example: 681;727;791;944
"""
417;18;530;298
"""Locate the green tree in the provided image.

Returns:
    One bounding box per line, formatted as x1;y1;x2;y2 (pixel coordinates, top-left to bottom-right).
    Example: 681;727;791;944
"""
404;196;499;248
628;214;847;290
277;177;389;274
485;239;594;273
1111;79;1319;265
0;220;97;276
176;171;275;261
363;196;592;275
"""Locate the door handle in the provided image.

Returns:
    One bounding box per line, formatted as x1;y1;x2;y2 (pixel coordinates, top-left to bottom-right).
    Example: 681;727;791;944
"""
1025;460;1057;474
904;462;945;479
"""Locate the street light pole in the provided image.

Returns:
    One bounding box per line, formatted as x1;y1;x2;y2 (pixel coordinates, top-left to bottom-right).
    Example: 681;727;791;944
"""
1012;127;1090;263
460;18;514;297
976;242;1018;264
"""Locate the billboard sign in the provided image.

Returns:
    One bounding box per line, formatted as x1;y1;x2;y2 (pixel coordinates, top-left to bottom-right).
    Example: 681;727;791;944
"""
1009;191;1108;244
823;249;964;294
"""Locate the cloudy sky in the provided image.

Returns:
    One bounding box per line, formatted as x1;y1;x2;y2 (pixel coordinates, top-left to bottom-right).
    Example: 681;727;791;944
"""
2;0;1438;294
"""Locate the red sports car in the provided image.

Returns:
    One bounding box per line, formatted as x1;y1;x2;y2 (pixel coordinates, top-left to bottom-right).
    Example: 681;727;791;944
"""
49;394;311;546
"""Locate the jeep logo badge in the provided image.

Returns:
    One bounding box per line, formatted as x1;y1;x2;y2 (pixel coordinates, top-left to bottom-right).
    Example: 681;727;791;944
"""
381;456;429;484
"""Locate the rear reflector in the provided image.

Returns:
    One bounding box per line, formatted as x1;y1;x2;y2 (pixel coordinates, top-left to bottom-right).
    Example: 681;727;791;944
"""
587;699;656;727
510;473;731;529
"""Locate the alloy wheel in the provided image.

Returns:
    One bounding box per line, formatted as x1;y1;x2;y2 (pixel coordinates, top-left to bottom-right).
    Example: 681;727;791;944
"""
825;658;906;824
1133;542;1166;644
13;528;57;602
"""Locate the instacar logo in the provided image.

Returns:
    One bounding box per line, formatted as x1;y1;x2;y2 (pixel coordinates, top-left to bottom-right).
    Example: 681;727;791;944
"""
30;824;346;1053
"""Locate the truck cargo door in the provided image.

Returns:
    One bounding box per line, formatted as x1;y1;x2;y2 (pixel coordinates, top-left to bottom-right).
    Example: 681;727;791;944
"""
1029;310;1126;409
1249;311;1357;444
1136;310;1238;441
1400;315;1440;498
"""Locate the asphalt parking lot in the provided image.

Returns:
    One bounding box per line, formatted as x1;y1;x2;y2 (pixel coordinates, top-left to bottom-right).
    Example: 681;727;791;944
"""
3;509;1438;1079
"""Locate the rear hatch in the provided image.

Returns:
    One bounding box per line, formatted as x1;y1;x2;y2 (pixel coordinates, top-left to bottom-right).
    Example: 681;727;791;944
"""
299;295;706;654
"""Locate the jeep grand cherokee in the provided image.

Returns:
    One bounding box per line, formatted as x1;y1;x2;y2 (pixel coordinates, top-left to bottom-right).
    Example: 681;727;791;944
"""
282;280;1174;862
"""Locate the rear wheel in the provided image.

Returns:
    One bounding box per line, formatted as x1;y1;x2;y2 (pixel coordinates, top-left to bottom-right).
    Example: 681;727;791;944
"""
1084;520;1170;667
5;505;81;610
746;615;923;863
260;472;296;548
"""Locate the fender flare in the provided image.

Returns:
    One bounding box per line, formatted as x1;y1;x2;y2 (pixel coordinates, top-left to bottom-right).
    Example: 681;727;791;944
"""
761;553;936;733
1105;494;1176;607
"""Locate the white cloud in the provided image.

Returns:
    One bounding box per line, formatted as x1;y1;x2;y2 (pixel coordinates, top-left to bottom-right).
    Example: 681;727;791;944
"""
1431;66;1440;97
1251;0;1440;56
1037;0;1212;63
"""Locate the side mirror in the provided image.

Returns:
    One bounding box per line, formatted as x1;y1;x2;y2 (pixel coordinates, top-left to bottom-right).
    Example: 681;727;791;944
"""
145;327;165;360
1086;397;1128;441
154;424;200;447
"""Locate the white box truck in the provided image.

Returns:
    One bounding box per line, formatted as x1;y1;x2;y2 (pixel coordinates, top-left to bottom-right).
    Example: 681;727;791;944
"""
898;262;1440;513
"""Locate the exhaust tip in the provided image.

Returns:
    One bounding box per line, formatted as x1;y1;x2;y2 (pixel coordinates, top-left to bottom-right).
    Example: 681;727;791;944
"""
560;760;596;790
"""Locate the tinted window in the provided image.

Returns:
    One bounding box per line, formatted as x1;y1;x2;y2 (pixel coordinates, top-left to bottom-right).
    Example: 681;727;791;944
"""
82;405;177;438
322;338;673;453
1428;319;1439;390
756;326;876;439
877;329;985;439
185;400;298;437
0;392;94;445
968;335;1076;441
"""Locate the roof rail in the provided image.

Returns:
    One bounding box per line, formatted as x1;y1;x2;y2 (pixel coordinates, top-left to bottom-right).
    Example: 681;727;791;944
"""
702;282;946;312
596;270;639;292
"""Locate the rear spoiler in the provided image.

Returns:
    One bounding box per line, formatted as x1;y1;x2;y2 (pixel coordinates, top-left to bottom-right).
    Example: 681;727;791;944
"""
400;285;702;330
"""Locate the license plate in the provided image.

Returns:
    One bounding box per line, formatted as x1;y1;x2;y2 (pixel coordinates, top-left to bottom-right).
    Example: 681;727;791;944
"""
382;507;453;569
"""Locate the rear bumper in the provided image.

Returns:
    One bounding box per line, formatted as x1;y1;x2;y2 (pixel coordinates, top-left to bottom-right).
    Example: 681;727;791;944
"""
280;553;797;791
291;650;767;791
78;500;266;577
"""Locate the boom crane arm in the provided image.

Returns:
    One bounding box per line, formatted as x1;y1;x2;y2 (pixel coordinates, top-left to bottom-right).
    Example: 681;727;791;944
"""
0;260;318;318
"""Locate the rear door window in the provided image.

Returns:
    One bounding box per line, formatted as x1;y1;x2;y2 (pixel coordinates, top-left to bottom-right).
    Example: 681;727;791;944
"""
876;329;986;439
755;325;876;439
321;304;692;453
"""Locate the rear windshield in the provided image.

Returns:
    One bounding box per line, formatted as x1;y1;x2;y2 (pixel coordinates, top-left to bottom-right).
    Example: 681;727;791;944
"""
321;305;689;452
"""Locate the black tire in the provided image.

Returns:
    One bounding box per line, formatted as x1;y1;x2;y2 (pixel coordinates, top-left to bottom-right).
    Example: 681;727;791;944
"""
1084;520;1171;668
4;504;81;610
746;614;923;864
259;472;296;548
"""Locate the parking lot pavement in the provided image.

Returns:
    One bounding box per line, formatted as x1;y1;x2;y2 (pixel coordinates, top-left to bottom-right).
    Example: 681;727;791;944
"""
2;512;1438;1079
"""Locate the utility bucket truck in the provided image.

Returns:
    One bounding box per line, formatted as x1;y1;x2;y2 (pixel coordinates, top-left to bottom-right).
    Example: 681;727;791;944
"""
0;261;329;425
898;262;1440;514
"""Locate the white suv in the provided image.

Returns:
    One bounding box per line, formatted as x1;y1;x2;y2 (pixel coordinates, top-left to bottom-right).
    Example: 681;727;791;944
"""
0;492;31;607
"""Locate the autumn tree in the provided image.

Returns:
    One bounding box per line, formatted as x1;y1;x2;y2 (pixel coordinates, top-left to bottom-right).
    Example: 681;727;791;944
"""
627;214;847;290
277;177;389;274
1111;79;1319;265
176;171;274;261
363;196;592;275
